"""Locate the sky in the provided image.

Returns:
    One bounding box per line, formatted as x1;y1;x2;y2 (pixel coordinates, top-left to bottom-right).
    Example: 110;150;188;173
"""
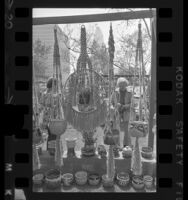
33;8;151;45
33;8;153;74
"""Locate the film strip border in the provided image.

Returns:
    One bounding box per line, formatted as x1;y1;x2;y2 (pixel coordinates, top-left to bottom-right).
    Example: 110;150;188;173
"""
4;4;183;200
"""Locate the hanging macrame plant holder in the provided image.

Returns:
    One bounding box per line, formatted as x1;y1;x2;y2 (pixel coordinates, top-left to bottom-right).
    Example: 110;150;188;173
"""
49;26;67;136
129;23;150;176
63;25;107;132
48;26;67;167
128;23;149;138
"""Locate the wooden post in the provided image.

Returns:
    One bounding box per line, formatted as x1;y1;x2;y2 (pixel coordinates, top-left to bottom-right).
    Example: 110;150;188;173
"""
33;10;153;25
148;14;156;149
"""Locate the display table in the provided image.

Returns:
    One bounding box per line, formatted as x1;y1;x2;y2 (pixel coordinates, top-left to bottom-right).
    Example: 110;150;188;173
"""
33;181;156;193
33;149;156;192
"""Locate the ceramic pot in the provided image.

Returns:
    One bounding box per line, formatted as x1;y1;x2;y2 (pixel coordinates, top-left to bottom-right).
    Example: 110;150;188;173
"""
132;175;144;190
102;174;114;187
33;173;44;186
49;119;67;136
104;129;119;145
141;147;153;159
75;171;88;186
129;121;148;138
116;172;130;187
143;175;153;189
88;173;101;186
45;169;61;189
62;173;74;186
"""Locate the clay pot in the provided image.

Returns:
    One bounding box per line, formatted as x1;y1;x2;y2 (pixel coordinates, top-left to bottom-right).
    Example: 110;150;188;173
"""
132;175;144;190
75;171;88;186
143;175;153;189
88;173;101;186
45;169;61;189
62;173;74;186
49;119;67;136
141;147;153;159
102;174;114;187
33;173;44;186
104;129;119;145
129;121;148;138
116;172;130;187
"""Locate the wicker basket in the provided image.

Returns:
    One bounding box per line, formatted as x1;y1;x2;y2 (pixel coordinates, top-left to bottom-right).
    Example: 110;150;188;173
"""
45;169;61;189
116;172;130;187
49;119;67;136
75;171;88;186
62;173;74;186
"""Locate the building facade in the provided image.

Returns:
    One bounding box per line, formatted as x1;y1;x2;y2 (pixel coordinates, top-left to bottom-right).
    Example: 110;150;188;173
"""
33;24;70;86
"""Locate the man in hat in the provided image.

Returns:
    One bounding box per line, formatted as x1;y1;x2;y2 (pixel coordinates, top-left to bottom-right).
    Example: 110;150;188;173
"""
111;77;132;147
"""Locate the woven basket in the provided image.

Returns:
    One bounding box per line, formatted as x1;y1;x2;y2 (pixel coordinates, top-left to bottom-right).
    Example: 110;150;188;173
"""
49;119;67;136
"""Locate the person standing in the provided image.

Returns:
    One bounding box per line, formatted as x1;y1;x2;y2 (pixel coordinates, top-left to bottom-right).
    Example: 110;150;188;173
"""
111;77;133;147
40;77;58;155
